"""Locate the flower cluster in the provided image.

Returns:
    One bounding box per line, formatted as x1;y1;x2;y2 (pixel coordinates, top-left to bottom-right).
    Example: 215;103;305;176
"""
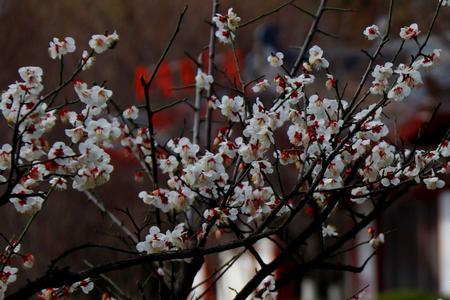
253;275;277;300
1;33;118;215
212;8;241;44
0;242;35;299
195;69;214;91
136;223;189;254
36;278;94;299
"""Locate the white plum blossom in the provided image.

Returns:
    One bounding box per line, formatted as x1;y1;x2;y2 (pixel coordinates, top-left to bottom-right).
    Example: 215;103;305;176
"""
136;223;188;254
72;140;114;191
213;8;240;44
0;144;12;170
363;24;381;40
139;187;194;213
89;31;119;54
255;275;277;300
351;186;370;204
423;176;445;190
224;8;241;31
9;184;44;215
215;29;234;44
267;52;284;67
74;81;113;116
86;118;121;147
388;82;411;101
439;140;450;157
18;66;43;87
22;253;35;269
81;50;95;70
159;155;179;174
48;37;76;59
78;279;94;294
400;23;420;40
308;45;329;70
325;74;336;90
380;166;401;187
413;49;442;69
370;62;394;95
1;266;18;285
49;177;68;190
122;105;139;120
167;137;199;164
216;95;245;122
322;225;338;237
369;233;385;248
213;8;241;31
395;63;423;87
203;207;238;225
252;79;270;93
195;69;214;91
250;160;273;187
48;142;76;165
372;62;393;80
65;126;87;144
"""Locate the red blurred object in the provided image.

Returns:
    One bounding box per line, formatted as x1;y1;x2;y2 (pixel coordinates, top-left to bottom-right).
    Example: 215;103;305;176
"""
223;49;244;89
134;66;150;101
179;57;195;87
398;116;423;142
155;61;173;98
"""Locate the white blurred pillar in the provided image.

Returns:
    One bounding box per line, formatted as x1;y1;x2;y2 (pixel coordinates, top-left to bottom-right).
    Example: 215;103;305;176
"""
355;229;378;299
327;284;342;300
438;191;450;296
301;278;316;300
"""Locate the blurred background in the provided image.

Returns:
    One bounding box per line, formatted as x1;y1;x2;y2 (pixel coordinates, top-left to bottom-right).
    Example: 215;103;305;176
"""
0;0;449;299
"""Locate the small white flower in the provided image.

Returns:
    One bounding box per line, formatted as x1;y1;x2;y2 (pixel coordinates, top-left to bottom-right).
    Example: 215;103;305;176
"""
423;176;445;190
49;177;68;190
439;140;449;157
217;95;245;122
48;37;76;60
308;45;329;70
159;155;179;174
2;266;18;284
157;267;165;277
412;49;442;68
123;105;139;120
48;141;75;165
251;79;270;93
322;224;338;237
79;278;94;294
22;253;35;269
195;69;214;91
325;74;336;90
226;8;241;31
89;31;119;54
81;50;95;71
387;82;411;101
370;233;385;248
400;23;420;40
215;29;234;44
18;66;43;84
351;186;370;204
363;24;381;40
267;52;284;67
0;144;12;170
